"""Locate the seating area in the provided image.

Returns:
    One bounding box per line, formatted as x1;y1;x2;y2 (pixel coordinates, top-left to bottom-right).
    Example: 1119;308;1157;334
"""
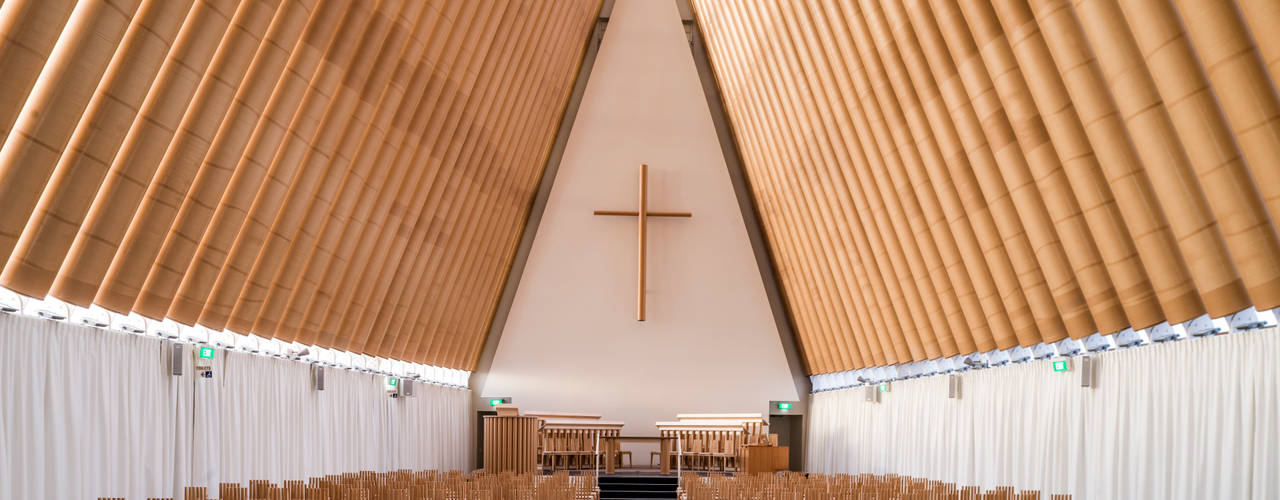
654;414;775;472
99;471;598;500
678;473;1073;500
529;411;624;471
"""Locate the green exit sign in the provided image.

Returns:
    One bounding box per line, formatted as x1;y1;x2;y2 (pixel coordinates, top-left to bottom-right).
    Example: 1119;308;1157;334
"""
198;347;215;359
387;377;398;386
490;399;503;406
776;402;791;410
1052;360;1069;372
878;383;889;393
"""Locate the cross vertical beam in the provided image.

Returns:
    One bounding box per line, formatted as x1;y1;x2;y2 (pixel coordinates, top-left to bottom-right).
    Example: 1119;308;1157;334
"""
638;163;647;320
593;164;692;321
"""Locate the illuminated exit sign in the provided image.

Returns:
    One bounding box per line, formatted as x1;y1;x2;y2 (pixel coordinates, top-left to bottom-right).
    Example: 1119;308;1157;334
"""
490;399;503;406
776;402;791;410
198;347;215;359
1052;360;1069;372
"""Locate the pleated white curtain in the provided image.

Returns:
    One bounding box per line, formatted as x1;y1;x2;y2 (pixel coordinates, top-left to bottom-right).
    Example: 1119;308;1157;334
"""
0;314;470;500
808;328;1280;499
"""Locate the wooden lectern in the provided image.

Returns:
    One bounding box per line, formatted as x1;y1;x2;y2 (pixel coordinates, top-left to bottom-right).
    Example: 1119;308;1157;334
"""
482;413;539;474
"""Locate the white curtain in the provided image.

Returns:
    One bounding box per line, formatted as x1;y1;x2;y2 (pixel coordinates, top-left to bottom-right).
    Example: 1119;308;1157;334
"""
0;314;471;500
807;328;1280;499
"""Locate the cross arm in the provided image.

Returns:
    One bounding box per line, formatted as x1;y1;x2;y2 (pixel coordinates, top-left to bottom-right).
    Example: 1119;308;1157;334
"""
592;210;692;217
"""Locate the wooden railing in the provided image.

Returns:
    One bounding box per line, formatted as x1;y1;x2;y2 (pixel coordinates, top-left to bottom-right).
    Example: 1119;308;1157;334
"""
678;473;1072;499
98;470;598;500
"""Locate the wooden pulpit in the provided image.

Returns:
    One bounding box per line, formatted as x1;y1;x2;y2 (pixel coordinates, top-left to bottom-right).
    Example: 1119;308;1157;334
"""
482;414;539;474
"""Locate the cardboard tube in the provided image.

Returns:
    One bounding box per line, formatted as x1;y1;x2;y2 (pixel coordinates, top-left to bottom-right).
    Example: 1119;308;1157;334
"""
51;0;242;306
858;0;1002;354
813;0;944;361
701;0;888;368
205;0;412;339
419;1;613;366
956;0;1109;339
881;0;1015;354
991;0;1163;331
190;0;380;331
121;0;315;319
843;0;972;357
925;0;1068;345
0;0;143;294
1238;0;1280;87
0;0;194;302
317;3;500;357
351;0;563;356
247;0;432;340
1119;0;1278;314
295;3;465;350
773;0;908;366
1030;0;1202;324
98;0;284;315
189;0;356;331
1174;0;1280;309
0;0;77;143
733;0;880;367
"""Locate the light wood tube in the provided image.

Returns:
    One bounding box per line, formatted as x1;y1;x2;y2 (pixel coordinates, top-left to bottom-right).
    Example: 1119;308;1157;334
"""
123;0;317;318
772;0;898;365
694;0;856;370
326;1;492;356
0;0;196;299
253;0;433;342
881;0;1017;353
51;0;242;306
858;0;999;354
99;0;284;315
841;0;970;357
738;0;872;366
191;0;357;331
991;0;1162;331
398;1;594;366
955;0;1107;339
1176;0;1280;235
0;0;143;293
1119;0;1280;313
1070;0;1247;318
1030;0;1204;324
1173;0;1280;309
191;0;381;331
926;0;1069;345
1238;0;1280;86
296;2;467;348
0;0;77;142
906;0;1051;348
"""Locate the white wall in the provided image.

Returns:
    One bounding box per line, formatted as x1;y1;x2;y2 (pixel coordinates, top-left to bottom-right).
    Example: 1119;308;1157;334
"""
484;0;799;443
0;313;471;499
808;329;1280;499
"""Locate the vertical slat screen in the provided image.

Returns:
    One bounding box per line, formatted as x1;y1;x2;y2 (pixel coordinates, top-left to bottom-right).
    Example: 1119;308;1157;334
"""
692;0;1280;373
0;0;601;369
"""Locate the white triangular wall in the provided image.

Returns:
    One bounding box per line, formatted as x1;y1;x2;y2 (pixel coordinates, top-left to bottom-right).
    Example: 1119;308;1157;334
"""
485;0;799;439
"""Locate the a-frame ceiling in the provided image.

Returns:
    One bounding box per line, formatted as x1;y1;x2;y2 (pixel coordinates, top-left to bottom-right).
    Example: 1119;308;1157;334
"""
0;0;600;369
4;0;1280;376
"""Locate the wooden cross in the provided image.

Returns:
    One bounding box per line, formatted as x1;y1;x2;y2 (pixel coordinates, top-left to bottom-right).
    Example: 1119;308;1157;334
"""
593;164;692;321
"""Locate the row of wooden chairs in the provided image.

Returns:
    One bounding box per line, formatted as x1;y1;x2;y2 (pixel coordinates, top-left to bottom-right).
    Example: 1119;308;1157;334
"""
656;430;762;471
99;470;598;500
539;428;620;471
679;473;1072;500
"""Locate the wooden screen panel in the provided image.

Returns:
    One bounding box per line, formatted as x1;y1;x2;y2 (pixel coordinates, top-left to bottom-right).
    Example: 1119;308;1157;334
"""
482;415;538;474
692;0;1280;373
0;0;601;369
